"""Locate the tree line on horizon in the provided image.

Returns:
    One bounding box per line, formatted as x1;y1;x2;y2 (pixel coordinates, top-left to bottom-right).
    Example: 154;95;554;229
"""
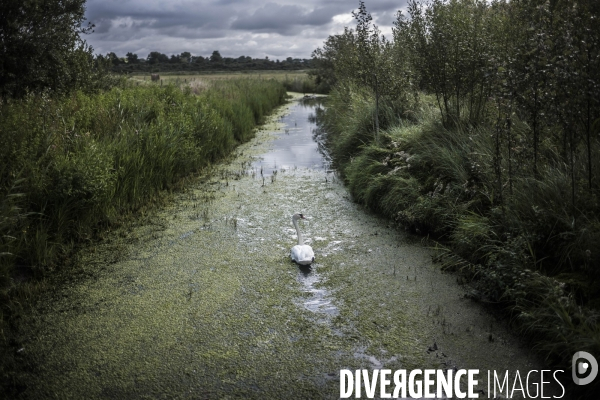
104;50;314;73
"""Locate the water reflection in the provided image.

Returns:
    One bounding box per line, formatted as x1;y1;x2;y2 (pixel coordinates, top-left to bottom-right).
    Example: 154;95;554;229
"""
251;97;331;175
297;268;339;317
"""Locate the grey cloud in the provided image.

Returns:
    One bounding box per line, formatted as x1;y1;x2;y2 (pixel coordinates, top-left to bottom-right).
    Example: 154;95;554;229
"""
373;10;400;28
231;3;342;34
368;0;408;12
83;0;405;58
85;0;232;31
91;18;112;34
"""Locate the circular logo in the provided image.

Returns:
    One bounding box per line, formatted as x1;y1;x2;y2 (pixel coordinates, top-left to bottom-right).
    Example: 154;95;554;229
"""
572;351;598;385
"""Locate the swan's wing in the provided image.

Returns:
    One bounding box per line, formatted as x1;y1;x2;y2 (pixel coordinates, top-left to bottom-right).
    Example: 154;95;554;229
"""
301;245;315;261
291;245;302;262
291;245;314;265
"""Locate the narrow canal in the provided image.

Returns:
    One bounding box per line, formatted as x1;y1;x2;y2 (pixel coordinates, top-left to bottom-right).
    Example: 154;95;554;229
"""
14;94;552;399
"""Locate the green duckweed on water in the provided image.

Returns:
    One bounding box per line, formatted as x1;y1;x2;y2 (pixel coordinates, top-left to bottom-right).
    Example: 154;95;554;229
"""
11;94;558;399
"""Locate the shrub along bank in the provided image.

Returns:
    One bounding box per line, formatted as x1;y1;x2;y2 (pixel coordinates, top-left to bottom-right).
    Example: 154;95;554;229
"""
322;83;600;396
0;79;286;309
281;74;330;95
314;0;600;395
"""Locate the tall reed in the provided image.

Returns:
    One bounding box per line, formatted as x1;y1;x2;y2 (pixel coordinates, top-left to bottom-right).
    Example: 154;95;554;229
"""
0;78;286;295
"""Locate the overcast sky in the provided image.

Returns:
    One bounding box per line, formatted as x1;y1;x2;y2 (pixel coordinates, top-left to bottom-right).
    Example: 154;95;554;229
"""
82;0;408;60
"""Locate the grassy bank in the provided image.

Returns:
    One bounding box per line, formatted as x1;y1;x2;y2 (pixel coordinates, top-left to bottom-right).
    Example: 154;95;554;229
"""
0;79;286;333
322;83;600;396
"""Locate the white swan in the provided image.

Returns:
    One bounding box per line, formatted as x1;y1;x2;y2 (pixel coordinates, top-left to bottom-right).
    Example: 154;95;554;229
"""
291;213;315;265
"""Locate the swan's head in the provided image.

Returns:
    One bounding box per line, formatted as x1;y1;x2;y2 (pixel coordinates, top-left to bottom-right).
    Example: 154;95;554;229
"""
292;213;306;221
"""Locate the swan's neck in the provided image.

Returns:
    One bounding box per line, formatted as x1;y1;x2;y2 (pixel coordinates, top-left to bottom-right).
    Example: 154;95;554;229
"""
293;219;304;245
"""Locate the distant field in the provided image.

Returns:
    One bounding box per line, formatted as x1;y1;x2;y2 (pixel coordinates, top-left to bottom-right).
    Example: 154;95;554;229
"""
127;70;325;94
129;70;310;84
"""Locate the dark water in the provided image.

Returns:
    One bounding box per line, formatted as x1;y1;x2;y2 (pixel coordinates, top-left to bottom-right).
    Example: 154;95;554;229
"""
251;97;330;175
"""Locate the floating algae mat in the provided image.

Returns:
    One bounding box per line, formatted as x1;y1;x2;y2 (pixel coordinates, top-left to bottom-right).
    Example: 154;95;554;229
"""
14;94;557;398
